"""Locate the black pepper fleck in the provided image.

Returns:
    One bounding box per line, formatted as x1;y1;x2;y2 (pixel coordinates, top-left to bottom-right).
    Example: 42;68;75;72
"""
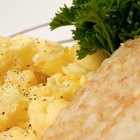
42;99;46;101
9;135;13;137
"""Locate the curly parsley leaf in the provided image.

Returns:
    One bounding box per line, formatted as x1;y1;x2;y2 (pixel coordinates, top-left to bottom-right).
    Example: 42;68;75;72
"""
50;0;140;59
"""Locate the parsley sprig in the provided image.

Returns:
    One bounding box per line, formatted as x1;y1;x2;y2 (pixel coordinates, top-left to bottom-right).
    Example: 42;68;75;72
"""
50;0;140;59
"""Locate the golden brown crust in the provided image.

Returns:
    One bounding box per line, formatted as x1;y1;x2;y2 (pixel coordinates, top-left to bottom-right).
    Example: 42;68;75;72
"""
42;38;140;140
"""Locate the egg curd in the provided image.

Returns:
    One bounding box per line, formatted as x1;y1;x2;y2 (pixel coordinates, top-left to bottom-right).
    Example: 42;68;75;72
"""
0;35;107;140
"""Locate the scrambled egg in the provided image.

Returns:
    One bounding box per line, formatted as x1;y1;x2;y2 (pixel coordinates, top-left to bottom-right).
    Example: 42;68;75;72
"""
0;35;108;139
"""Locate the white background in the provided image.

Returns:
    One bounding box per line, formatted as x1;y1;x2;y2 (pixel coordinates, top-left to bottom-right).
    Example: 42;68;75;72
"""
0;0;75;46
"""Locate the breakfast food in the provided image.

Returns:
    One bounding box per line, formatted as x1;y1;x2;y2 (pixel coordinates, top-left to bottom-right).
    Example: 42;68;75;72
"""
42;37;140;140
0;35;107;140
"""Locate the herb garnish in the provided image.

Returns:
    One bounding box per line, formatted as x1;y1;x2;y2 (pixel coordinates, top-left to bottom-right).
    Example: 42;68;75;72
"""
50;0;140;59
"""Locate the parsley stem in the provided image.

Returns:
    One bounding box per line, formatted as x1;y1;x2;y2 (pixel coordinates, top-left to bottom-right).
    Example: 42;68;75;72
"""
99;19;114;54
103;49;111;56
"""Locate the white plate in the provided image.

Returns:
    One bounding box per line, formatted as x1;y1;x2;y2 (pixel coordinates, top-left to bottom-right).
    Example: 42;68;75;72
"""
0;0;76;46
